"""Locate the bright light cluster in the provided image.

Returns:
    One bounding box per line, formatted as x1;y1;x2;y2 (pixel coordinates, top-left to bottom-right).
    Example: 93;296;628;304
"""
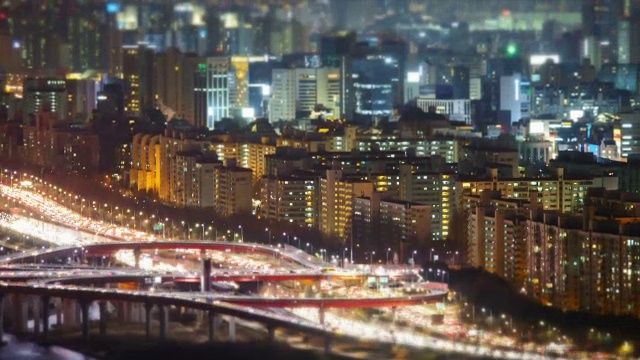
0;184;153;242
114;250;187;273
290;308;544;359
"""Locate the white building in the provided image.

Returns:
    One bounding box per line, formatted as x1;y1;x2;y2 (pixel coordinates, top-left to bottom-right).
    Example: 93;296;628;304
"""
416;98;472;124
500;73;530;123
269;67;340;122
270;69;296;122
618;111;640;158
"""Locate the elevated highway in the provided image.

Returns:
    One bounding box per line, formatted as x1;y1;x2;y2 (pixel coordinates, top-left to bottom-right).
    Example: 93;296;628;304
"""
1;241;327;269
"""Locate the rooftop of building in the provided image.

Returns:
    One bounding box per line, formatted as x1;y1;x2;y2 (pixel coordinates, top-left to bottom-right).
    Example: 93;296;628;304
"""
456;172;605;183
175;149;204;158
219;166;252;173
264;169;319;181
380;198;429;207
586;188;640;203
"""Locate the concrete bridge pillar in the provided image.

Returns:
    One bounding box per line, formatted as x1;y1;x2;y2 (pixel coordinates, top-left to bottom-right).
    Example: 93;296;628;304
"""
13;294;28;333
1;294;11;336
324;335;333;354
267;325;276;342
207;310;219;342
227;316;236;341
116;301;126;323
158;305;168;341
144;302;153;341
0;293;5;342
62;299;77;327
318;307;326;325
134;303;144;323
41;296;50;340
125;302;134;322
98;301;108;336
80;301;90;341
391;306;397;323
55;299;62;328
134;247;142;269
202;258;212;292
76;300;82;326
32;296;40;335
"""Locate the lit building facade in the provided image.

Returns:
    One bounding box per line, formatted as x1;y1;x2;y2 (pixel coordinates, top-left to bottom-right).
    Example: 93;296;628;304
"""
214;163;252;216
526;211;640;317
194;57;234;129
23;78;67;120
466;194;532;286
319;169;373;240
456;168;613;214
269;67;340;122
356;136;461;163
399;164;456;241
122;43;156;117
416;98;472;124
259;172;319;227
618;111;640;158
355;194;431;263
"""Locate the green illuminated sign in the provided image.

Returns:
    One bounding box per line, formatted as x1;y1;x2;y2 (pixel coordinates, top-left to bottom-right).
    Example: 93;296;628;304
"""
506;43;518;57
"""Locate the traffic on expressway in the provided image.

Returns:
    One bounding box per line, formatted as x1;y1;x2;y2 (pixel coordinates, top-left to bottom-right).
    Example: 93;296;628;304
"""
0;179;607;359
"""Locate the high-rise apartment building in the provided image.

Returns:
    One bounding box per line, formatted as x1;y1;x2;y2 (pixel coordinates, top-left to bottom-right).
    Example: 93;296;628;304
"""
527;207;640;316
155;47;186;120
319;170;374;240
457;168;613;214
122;43;156;117
399;164;456;241
259;171;319;228
68;10;107;72
356;137;461;163
174;150;219;208
465;192;534;286
354;192;431;263
214;162;252;216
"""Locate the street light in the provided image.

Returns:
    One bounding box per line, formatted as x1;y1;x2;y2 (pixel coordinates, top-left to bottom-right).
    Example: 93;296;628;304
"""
265;228;271;244
429;248;435;262
412;250;417;264
501;313;513;331
198;223;205;240
342;247;348;267
386;248;391;264
370;251;375;266
238;225;243;242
